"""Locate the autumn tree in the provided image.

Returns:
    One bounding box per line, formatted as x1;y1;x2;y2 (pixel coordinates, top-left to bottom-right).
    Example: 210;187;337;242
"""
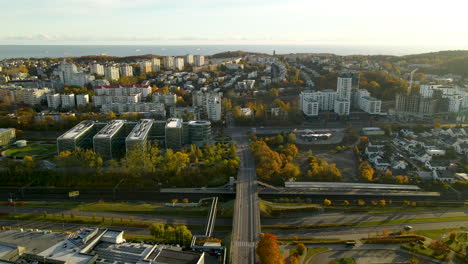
323;198;332;206
429;240;450;256
256;233;284;264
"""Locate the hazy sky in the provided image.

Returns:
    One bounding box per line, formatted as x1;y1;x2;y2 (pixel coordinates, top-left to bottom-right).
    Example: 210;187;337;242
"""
2;0;468;47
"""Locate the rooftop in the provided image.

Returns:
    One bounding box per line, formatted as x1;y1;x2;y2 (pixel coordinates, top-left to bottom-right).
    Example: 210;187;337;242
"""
285;181;421;191
166;118;182;129
153;249;203;264
188;120;211;126
58;121;95;140
0;230;67;254
126;119;153;141
94;120;125;139
94;85;150;89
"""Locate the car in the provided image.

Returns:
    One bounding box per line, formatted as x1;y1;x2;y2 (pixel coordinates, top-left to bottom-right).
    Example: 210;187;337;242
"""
404;225;413;231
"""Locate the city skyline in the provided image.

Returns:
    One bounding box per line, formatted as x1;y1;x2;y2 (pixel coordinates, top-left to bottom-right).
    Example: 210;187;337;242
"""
2;0;468;49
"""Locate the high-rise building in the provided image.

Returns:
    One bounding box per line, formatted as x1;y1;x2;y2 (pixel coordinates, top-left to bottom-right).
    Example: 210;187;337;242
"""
336;76;353;101
93;120;127;160
334;98;350;116
139;61;152;74
359;96;382;114
302;98;319;116
174;57;184;70
0;128;15;147
125;119;153;152
57;121;97;153
188;120;211;146
76;94;89;107
194;55;205;67
151;58;160;72
165;118;183;149
206;96;222;121
47;93;61;109
91;64;104;75
119;64;133;77
55;61;94;86
105;66;120;81
164;56;174;70
184;54;194;65
60;94;76;109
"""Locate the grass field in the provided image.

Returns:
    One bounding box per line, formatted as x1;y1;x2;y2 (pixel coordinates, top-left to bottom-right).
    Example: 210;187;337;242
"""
4;144;56;158
401;243;450;261
304;248;328;263
415;228;465;240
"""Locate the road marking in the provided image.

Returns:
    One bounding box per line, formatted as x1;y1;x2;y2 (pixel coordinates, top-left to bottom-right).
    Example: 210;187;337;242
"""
234;241;256;247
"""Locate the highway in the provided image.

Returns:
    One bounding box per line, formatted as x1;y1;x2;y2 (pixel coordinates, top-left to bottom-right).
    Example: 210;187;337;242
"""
229;132;261;264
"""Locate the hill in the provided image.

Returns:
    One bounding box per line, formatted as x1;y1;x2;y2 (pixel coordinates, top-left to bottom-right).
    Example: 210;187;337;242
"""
210;50;269;58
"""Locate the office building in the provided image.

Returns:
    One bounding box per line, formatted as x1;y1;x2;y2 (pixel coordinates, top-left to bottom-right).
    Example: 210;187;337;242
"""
185;54;194;65
164;56;174;70
194;55;205;67
93;120;127;160
139;61;152;74
60;94;76;109
334;98;350;116
174;57;184;70
47;93;61;109
91;64;105;75
126;119;153;152
165;118;183;149
0;128;15;146
105;66;120;81
188;120;211;146
119;64;133;77
76;94;89;107
57;120;97;153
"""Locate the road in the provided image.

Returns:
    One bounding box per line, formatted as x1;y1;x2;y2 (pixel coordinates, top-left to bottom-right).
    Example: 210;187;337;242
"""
229;131;261;264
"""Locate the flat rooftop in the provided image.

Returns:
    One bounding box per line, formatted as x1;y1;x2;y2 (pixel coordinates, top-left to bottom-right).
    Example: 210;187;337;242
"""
0;230;67;254
153;248;202;264
126;119;153;141
0;128;13;133
59;121;95;140
166;118;182;129
285;181;421;191
94;120;125;139
188;120;211;126
37;239;94;264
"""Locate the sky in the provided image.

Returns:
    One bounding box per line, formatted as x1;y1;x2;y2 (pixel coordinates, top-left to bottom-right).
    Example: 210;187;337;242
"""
1;0;468;48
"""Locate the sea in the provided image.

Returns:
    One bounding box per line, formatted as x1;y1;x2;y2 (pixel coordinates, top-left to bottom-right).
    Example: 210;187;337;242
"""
0;44;466;59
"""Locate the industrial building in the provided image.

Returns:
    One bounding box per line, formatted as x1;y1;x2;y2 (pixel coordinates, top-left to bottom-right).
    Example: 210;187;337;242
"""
93;120;128;160
57;121;97;153
0;128;15;147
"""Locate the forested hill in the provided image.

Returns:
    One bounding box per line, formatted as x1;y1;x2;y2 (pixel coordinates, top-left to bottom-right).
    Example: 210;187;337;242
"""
210;50;269;58
399;50;468;77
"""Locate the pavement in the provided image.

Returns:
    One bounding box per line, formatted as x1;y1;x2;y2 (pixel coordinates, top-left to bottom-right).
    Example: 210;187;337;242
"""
229;131;261;264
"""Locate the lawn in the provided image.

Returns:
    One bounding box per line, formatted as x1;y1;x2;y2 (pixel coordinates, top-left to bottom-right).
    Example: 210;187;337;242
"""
401;243;450;261
4;144;56;158
304;248;328;263
415;228;465;240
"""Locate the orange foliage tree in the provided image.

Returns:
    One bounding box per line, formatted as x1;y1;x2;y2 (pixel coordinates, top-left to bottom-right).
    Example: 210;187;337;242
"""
256;233;284;264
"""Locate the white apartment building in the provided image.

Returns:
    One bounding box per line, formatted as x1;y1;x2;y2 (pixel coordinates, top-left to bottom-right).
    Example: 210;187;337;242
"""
153;93;177;106
207;96;222;121
334;98;350;115
105;66;120;81
164;56;174;70
359;96;381;114
151;58;161;72
448;96;462;112
174;57;184;71
46;93;61;109
353;89;370;107
139;61;152;74
299;90;336;112
55;61;95;86
76;94;89;107
337;76;353;100
101;102;166;115
93;94;140;107
185;54;194;65
119;64;133;77
302;98;319;116
10;87;51;105
194;55;205;67
91;64;104;75
94;85;151;97
60;94;76;109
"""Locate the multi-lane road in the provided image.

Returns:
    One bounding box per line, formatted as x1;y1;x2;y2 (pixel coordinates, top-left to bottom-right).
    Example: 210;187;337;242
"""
230;132;261;264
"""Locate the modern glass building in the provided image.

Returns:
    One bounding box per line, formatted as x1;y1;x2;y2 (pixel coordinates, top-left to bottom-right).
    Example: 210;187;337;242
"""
125;119;153;152
57;121;96;153
93;120;126;160
188;120;211;147
165;118;183;149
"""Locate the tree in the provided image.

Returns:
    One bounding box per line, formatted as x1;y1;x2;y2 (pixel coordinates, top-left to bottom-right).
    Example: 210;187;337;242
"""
379;200;386;207
182;198;189;203
296;243;306;256
171;198;178;205
429;240;450;256
323;198;332;206
256;233;283;264
343;200;350;206
287;133;296;144
269;88;279;97
289;256;299;264
449;232;457;241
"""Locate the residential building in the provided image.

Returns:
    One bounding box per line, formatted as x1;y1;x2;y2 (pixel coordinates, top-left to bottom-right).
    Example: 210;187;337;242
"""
170;107;201;120
0;128;15;146
60;94;76;109
164;56;174;69
334;98;350;115
302;98;319;116
105;66;120;81
151;58;160;72
336;75;353;101
54;61;95;86
185;54;194;65
174;57;184;70
46;93;61;109
194;55;205;67
119;64;133;77
101;102;166;115
91;64;104;75
139;61;152;73
153;93;177;106
76;94;89;107
359;96;382;114
206;95;222;121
